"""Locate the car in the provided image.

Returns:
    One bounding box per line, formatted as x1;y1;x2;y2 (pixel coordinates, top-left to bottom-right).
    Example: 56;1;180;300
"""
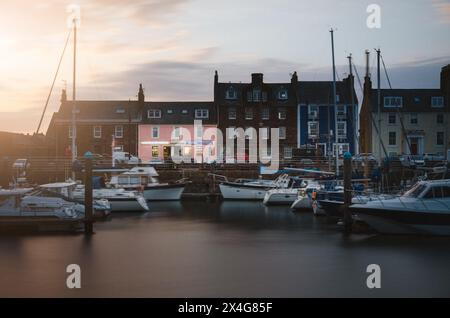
399;154;425;167
113;151;141;165
352;153;377;163
12;159;29;169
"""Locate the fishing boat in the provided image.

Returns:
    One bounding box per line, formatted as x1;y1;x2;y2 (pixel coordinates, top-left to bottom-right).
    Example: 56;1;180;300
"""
219;174;292;200
350;179;450;236
109;167;187;201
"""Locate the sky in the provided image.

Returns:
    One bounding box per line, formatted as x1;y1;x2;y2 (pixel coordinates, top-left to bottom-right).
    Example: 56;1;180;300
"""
0;0;449;134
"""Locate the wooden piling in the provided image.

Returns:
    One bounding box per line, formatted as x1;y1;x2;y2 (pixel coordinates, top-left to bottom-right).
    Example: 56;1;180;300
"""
343;152;353;233
84;153;94;234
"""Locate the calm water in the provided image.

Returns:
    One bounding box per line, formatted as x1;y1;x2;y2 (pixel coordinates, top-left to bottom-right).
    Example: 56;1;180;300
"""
1;201;450;297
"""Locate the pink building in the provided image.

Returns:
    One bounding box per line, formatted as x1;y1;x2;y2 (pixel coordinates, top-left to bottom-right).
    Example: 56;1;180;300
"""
138;102;218;163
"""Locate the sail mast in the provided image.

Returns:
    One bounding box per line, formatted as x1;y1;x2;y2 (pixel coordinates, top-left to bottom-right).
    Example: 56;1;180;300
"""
71;17;77;167
330;28;339;175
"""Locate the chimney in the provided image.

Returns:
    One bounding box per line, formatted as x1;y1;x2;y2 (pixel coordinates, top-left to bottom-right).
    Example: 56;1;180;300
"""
440;64;450;94
251;73;264;86
138;84;145;103
291;71;298;84
61;88;67;103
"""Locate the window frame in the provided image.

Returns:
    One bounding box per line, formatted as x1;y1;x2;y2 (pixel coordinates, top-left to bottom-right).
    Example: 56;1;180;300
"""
115;125;123;139
147;109;162;119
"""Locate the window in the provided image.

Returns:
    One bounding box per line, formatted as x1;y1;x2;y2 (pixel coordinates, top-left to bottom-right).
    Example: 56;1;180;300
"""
245;107;253;120
388;113;396;124
308;122;319;138
283;147;293;159
181;109;188;114
436;132;444;146
115;125;123;139
151;146;159;158
147;109;161;118
227;127;236;139
279;127;286;139
152;126;159;139
278;89;288;100
225;87;237;100
260;127;269;140
115;107;125;114
248;89;262;102
278;109;286;120
195;109;209;119
437;113;444;124
261;108;270;120
410;113;418;125
93;126;102;138
336;95;340;103
308;105;319;119
431;96;444;108
384;96;403;108
337;105;346;116
337;122;347;138
389;132;396;145
225;107;235;120
173;126;180;139
68;126;75;139
167;109;173;114
196;126;203;138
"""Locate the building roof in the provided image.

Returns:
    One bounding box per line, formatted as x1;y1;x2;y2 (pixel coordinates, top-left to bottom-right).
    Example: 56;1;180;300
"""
368;88;446;112
142;101;216;125
52;100;143;123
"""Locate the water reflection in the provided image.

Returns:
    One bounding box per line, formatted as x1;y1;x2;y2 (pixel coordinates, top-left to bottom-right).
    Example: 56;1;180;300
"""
0;201;449;297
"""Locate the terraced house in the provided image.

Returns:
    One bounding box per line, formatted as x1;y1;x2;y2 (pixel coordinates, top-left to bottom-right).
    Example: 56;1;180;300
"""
360;64;450;160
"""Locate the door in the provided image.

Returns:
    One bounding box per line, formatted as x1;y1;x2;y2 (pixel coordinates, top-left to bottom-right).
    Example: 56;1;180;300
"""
410;138;418;155
163;146;171;160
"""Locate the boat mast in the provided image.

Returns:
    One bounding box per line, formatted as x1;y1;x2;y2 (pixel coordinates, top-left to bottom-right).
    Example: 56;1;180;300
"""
376;48;381;162
71;17;78;170
330;29;339;175
347;53;357;155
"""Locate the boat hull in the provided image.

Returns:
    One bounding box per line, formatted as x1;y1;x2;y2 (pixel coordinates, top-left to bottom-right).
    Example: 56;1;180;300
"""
263;191;298;205
108;198;148;212
291;196;313;210
219;183;267;200
142;184;185;201
350;207;450;236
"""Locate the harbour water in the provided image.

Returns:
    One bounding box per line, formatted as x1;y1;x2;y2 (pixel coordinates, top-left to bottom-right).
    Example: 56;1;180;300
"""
1;201;450;297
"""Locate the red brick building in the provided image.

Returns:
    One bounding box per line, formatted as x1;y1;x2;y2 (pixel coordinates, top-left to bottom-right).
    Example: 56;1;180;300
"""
46;85;145;158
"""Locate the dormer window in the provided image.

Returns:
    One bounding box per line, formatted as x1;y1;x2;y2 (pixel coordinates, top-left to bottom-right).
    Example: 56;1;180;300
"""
181;109;188;115
167;109;173;114
115;107;125;114
278;89;288;100
195;109;209;119
147;109;162;118
225;87;237;100
431;96;444;108
384;96;403;108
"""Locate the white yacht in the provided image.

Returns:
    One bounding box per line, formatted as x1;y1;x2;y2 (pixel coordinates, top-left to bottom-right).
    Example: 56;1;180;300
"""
219;174;293;200
350;179;450;236
39;182;111;217
73;186;148;212
109;167;187;201
263;178;313;205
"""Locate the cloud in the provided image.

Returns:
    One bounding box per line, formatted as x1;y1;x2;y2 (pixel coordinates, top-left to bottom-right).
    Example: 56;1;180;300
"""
83;0;191;27
432;0;450;23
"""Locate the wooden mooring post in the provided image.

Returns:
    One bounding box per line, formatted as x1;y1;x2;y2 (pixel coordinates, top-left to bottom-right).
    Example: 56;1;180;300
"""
343;152;353;233
83;152;94;234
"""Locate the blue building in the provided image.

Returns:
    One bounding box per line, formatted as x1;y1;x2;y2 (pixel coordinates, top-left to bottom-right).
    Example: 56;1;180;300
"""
296;75;358;157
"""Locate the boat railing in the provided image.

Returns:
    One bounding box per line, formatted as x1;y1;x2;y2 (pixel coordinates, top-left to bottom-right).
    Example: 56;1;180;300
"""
208;173;229;183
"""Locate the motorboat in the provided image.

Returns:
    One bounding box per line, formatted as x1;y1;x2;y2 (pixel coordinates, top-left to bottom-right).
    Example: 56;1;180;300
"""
73;186;149;212
219;174;293;200
108;166;187;201
350;179;450;236
263;178;313;205
39;182;111;218
290;180;322;210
